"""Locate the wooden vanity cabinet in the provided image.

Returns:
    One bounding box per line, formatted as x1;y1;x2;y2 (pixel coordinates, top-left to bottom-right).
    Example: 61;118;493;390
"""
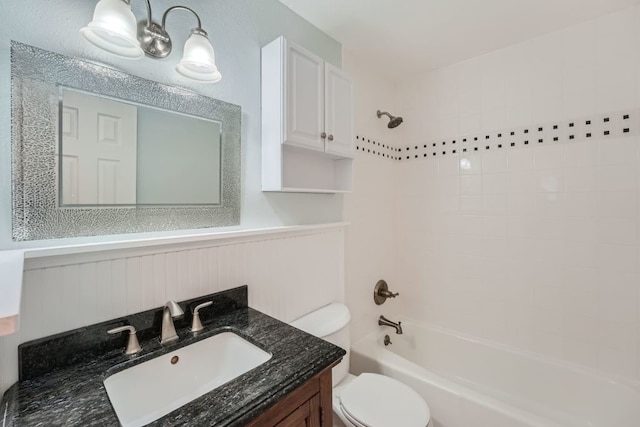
246;364;335;427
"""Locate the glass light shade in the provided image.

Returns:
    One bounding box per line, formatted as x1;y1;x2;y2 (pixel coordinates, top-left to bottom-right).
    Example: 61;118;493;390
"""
80;0;143;59
176;32;222;83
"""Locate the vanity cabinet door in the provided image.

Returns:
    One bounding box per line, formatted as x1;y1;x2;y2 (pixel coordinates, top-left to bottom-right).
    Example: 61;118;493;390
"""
274;394;321;427
246;366;334;427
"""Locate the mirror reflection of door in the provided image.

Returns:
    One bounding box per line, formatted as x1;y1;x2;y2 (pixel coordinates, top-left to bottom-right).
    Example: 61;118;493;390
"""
61;90;137;205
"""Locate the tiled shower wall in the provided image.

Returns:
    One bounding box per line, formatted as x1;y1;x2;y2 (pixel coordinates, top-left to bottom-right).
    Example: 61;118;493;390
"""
395;6;640;380
342;50;402;342
0;227;345;396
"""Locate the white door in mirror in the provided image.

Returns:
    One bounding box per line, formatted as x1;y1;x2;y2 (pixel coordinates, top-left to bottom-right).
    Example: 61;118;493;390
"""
61;89;137;205
103;332;272;427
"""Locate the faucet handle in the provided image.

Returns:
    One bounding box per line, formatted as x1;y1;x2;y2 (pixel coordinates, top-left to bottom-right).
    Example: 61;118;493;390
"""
191;301;213;332
107;325;141;356
374;280;399;305
379;289;399;298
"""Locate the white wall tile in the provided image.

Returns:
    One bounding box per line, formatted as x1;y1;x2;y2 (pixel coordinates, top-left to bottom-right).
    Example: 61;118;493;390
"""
598;191;638;218
599;166;638;192
598;218;638;245
596;9;639;62
460;175;482;195
596;58;637;112
482;151;508;173
393;6;640;382
564;217;598;242
599;138;639;166
597;243;638;272
566;168;598;192
565;192;599;217
563;66;598;118
563;291;598;321
482;108;507;132
565;141;598;168
508;171;538;193
482;173;507;194
508;149;535;171
535;145;565;170
566;241;599;269
459;154;482;175
460;113;482;136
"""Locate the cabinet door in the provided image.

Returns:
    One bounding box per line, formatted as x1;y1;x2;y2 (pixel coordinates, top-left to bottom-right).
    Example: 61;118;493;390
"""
274;394;321;427
284;42;325;152
324;63;354;157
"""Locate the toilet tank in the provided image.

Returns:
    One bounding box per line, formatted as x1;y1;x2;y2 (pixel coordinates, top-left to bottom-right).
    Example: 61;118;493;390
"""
290;303;351;385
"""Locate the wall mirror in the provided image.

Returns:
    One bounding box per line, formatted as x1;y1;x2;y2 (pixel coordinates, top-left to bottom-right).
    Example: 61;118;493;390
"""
11;42;240;241
59;88;222;206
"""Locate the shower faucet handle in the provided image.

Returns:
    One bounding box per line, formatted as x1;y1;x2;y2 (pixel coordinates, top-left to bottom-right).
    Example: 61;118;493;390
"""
374;279;399;305
379;289;398;298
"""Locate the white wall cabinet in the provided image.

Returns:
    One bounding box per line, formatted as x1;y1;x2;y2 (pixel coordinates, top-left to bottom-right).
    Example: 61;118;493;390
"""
262;37;354;193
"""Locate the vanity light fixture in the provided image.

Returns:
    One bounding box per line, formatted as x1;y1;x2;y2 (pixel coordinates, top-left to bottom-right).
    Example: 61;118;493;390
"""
81;0;222;83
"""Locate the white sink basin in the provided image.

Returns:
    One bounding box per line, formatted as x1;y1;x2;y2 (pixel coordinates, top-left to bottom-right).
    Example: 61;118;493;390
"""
104;332;272;427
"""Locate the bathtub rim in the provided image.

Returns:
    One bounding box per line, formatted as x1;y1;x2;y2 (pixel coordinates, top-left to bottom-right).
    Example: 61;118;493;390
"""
351;328;569;427
361;318;640;394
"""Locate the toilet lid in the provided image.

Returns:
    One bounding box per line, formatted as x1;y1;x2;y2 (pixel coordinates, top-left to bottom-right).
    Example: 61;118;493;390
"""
339;373;429;427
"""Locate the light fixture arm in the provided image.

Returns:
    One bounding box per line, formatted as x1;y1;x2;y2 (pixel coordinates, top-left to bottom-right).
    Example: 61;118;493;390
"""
136;2;207;57
122;0;154;25
142;0;153;27
161;6;204;33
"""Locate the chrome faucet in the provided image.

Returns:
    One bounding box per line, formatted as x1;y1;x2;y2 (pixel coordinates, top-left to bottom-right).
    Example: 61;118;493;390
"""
378;315;403;335
160;301;184;344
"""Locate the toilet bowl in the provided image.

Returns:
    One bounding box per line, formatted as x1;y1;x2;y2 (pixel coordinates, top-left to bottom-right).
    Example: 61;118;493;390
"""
333;373;431;427
290;303;432;427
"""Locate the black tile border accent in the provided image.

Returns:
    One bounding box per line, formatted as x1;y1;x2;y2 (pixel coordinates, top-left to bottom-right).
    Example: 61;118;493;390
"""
355;134;401;160
356;109;638;162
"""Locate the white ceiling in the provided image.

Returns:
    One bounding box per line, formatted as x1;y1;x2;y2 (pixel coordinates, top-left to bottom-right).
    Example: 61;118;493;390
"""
278;0;639;78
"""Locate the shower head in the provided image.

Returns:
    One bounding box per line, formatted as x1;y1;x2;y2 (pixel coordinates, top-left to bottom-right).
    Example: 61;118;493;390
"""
377;110;403;129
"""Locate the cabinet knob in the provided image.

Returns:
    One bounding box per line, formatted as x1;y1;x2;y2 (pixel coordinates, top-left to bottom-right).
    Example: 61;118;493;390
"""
328;134;334;141
321;132;327;139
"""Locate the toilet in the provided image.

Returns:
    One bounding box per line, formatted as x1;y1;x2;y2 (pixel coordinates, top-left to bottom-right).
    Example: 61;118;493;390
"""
290;303;432;427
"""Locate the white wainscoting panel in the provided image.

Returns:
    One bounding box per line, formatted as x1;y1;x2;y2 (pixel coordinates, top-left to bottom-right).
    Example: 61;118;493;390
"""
0;226;345;396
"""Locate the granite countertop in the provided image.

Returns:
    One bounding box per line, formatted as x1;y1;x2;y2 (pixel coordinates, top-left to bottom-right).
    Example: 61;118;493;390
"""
1;293;345;426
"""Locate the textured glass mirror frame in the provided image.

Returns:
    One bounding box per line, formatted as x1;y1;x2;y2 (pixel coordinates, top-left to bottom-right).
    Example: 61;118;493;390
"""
11;42;241;241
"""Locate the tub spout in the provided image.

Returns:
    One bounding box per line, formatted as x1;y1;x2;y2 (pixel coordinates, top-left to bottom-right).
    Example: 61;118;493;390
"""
378;315;403;335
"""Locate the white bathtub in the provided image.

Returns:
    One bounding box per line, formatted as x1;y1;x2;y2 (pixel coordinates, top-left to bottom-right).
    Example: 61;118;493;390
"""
350;321;640;427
